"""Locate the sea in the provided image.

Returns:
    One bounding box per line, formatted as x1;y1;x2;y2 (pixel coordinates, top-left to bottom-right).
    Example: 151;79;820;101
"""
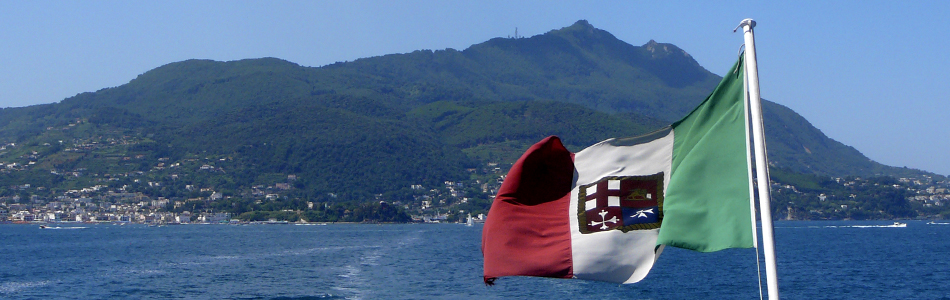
2;220;949;300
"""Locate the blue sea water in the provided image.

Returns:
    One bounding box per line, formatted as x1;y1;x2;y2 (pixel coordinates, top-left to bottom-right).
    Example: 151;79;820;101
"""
1;220;949;299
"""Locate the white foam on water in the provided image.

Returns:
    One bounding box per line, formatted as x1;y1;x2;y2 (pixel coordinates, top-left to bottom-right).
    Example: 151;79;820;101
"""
824;225;906;228
328;231;425;300
0;280;53;294
41;226;88;229
333;264;365;300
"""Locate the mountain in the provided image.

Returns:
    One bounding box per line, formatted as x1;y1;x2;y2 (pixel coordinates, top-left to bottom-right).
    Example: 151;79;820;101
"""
0;20;937;204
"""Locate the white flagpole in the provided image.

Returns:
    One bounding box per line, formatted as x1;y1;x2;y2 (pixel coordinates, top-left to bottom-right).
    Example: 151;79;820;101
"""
738;18;780;299
741;44;765;300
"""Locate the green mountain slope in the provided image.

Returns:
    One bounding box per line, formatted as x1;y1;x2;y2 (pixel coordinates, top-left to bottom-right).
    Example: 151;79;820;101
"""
0;20;937;206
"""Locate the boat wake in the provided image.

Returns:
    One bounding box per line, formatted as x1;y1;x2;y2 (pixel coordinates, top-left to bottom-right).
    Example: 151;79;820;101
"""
39;226;88;230
825;223;906;228
0;280;53;295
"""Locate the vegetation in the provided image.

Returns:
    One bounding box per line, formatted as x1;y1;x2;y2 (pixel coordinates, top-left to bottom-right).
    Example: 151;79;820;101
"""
770;168;933;220
0;20;945;221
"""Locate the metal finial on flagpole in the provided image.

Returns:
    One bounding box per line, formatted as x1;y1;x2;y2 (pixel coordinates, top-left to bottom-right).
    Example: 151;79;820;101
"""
738;18;780;300
735;19;756;32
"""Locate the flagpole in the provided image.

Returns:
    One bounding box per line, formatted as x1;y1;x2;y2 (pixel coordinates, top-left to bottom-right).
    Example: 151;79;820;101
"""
738;18;780;299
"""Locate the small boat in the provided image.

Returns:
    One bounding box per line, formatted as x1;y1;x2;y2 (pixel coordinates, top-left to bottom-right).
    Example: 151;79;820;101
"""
39;225;47;229
892;222;907;227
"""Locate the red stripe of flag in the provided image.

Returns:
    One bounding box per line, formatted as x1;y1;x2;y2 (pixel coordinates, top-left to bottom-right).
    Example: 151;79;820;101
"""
481;136;575;284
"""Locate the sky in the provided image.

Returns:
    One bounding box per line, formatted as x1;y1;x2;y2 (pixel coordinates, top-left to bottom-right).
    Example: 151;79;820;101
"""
1;1;948;176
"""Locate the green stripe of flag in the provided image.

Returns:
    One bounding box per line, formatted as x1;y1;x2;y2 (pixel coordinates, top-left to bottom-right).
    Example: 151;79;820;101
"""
657;56;754;252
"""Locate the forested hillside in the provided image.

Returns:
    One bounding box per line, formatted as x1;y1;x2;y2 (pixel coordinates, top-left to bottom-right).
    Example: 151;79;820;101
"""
0;20;943;222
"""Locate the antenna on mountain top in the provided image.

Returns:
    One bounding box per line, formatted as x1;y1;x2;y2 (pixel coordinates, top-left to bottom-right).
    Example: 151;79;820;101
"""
515;27;519;39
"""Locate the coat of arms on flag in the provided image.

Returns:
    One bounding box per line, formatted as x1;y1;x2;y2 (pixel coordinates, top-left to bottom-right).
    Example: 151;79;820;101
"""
577;173;664;234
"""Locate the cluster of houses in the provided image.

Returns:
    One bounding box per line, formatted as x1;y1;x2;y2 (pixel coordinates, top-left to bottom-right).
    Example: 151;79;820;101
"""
775;175;950;206
906;182;950;207
0;193;232;224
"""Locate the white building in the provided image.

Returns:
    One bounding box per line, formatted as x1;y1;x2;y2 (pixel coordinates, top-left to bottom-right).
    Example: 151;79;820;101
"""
198;212;230;223
177;212;192;224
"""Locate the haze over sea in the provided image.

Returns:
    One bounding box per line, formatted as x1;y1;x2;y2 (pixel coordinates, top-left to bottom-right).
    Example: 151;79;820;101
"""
2;221;948;299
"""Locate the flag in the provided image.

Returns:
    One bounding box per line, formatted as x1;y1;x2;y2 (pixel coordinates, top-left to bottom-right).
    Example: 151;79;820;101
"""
482;56;753;284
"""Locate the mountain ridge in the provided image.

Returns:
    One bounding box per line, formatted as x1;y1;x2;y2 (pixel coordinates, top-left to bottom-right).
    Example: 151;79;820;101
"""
0;20;939;204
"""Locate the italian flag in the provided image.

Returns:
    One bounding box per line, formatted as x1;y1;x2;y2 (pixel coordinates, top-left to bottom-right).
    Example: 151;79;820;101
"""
482;56;754;284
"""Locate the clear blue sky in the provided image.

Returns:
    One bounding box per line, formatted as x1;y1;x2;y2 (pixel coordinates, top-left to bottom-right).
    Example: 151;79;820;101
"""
2;1;948;176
